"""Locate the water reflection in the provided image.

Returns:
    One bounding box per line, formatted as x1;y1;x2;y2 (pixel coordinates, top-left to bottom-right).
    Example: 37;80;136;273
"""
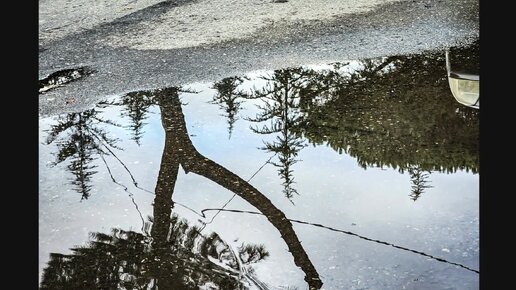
41;43;479;289
42;88;322;289
211;76;248;139
117;91;155;145
408;166;433;201
217;42;479;201
245;69;312;202
41;214;268;289
253;50;478;175
45;109;121;199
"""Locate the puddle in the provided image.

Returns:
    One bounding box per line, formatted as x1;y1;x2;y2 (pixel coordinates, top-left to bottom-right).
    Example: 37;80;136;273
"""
39;42;479;289
39;67;94;94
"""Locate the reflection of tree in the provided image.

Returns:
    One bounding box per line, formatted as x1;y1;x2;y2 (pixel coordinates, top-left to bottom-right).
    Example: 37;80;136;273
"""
154;88;321;289
446;39;479;75
211;76;248;138
295;48;479;175
42;88;322;289
408;166;433;201
118;91;154;145
246;69;311;201
40;213;267;289
240;42;478;202
45;109;121;199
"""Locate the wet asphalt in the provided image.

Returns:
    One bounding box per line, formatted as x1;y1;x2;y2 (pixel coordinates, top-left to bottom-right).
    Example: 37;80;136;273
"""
39;0;478;117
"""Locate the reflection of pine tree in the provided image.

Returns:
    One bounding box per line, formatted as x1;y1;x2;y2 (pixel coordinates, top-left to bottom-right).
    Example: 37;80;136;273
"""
238;243;269;265
247;69;311;201
295;50;479;174
42;87;322;290
263;132;304;200
66;133;97;198
45;109;120;199
240;55;477;200
211;76;248;138
119;91;154;145
98;87;195;145
40;213;269;290
408;166;433;201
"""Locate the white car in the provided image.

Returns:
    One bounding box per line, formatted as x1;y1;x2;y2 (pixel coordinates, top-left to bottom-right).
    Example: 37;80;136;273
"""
446;49;479;109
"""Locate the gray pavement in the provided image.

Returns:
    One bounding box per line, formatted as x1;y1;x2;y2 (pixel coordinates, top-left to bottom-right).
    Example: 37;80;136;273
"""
39;0;479;117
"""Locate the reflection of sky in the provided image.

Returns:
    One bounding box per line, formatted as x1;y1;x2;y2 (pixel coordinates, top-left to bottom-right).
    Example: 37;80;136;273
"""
39;76;478;289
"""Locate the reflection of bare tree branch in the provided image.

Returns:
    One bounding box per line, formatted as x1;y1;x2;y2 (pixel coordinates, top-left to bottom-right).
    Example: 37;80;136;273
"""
154;88;323;289
200;152;277;229
86;127;153;194
42;87;315;289
199;208;479;274
99;153;147;234
151;97;181;246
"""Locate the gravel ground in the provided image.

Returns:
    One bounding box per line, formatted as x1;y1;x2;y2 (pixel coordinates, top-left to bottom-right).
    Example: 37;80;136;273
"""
103;0;397;50
39;0;479;117
39;0;165;44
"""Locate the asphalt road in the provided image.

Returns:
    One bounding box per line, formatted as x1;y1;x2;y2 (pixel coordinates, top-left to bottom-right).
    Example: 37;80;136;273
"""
39;0;478;117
